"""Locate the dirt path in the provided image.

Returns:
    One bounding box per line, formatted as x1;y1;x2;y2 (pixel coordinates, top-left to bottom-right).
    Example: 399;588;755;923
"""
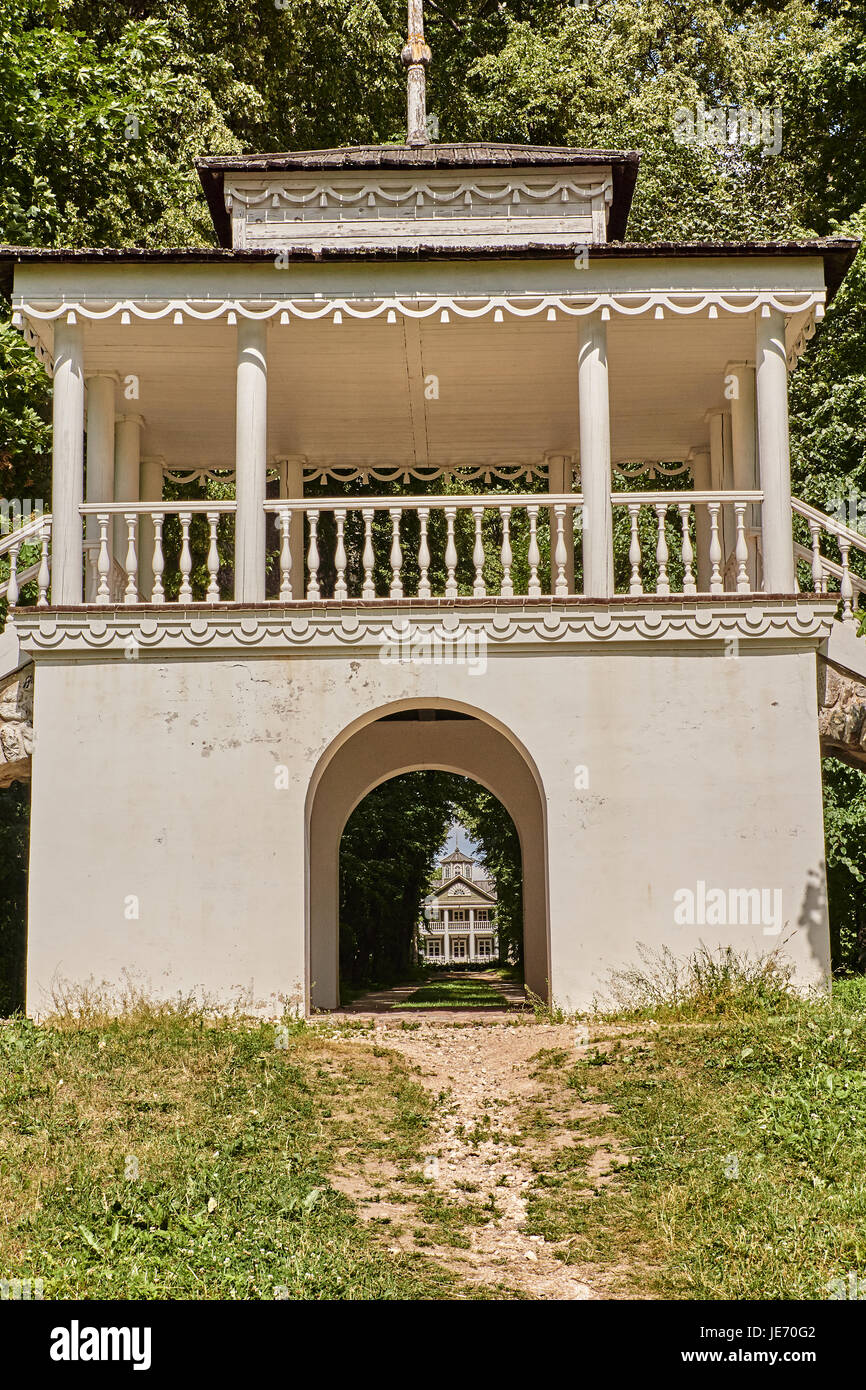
325;1014;635;1300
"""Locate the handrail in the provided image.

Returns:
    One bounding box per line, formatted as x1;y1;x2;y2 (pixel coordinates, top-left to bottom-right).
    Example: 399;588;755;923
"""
0;512;50;555
793;543;866;595
792;498;866;554
611;490;764;505
264;492;585;510
80;502;235;515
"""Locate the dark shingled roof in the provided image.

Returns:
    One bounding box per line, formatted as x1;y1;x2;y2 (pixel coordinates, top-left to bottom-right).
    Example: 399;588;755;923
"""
195;143;641;245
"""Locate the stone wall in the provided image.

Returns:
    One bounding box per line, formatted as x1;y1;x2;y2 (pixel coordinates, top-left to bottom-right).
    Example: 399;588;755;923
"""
0;665;33;788
818;659;866;769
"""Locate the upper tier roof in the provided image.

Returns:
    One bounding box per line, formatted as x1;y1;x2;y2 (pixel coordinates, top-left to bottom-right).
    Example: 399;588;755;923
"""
195;142;641;246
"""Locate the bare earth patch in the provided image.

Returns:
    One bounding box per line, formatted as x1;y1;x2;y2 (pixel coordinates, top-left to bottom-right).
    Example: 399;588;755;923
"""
324;1016;640;1300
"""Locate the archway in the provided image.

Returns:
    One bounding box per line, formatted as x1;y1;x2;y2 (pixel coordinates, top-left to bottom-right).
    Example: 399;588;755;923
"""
306;700;550;1011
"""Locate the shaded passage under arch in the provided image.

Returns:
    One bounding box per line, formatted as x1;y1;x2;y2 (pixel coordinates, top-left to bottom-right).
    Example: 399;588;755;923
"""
306;709;550;1011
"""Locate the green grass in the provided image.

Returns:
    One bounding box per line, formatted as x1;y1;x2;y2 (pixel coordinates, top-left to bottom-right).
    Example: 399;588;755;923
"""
0;1004;491;1300
392;978;509;1010
522;968;866;1299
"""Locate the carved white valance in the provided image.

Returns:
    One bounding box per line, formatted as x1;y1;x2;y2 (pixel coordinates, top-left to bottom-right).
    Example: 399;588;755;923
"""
162;457;578;487
13;291;825;326
226;176;614;211
161;460;695;486
613;461;692;480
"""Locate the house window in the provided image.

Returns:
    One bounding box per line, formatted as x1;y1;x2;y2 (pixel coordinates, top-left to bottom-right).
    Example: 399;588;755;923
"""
476;910;488;923
451;939;467;960
477;938;493;958
451;909;468;923
426;940;442;958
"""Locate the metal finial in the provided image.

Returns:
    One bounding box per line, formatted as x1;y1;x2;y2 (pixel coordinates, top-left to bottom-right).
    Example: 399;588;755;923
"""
401;0;432;147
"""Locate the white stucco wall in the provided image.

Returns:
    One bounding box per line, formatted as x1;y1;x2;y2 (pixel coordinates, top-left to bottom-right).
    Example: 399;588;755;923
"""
25;624;830;1017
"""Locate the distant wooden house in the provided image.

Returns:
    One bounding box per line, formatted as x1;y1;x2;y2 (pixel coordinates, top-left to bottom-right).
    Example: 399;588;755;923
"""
417;847;499;963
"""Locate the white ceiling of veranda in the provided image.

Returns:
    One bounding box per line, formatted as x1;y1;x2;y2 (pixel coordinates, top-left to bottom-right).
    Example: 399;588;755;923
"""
68;309;787;469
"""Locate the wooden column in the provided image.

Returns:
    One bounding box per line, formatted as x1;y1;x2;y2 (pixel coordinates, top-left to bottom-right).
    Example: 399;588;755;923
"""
756;308;795;592
84;375;115;600
690;448;712;592
51;317;85;605
578;316;613;596
114;414;142;570
235;319;268;603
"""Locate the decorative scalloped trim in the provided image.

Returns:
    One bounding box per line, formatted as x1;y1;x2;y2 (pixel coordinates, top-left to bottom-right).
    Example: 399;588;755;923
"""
14;291;824;326
164;458;688;485
613;461;691;479
14;601;836;655
227;177;614;209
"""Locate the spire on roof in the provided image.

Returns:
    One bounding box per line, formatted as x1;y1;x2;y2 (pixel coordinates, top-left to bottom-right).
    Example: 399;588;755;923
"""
402;0;432;147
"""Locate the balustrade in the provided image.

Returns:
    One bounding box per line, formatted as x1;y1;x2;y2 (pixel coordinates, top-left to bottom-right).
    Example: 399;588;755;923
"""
0;490;796;611
612;492;762;597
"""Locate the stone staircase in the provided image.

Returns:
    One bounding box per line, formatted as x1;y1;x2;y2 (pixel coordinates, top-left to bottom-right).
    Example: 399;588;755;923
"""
0;522;36;789
818;621;866;769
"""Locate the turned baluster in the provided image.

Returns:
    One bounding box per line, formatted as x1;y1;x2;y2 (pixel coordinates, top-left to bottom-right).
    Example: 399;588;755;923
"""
96;513;111;605
178;512;193;602
150;513;165;604
679;503;696;596
334;509;348;600
37;520;51;607
389;508;403;599
654;504;670;596
123;514;139;604
417;507;431;598
627;504;642;595
808;519;825;594
206;512;220;603
839;536;855;626
734;501;750;594
444;507;458;598
472;506;487;598
527;504;541;597
306;509;320;599
553;504;568;597
361;509;375;599
6;540;19;608
499;505;514;598
278;508;293;600
707;502;723;595
86;539;99;604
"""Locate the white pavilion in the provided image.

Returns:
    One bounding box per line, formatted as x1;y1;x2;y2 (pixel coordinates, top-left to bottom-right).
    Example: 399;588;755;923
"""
0;3;863;1015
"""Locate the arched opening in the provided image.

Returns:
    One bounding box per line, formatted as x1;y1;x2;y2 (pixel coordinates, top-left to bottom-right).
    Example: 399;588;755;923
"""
305;701;550;1012
339;776;523;1004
